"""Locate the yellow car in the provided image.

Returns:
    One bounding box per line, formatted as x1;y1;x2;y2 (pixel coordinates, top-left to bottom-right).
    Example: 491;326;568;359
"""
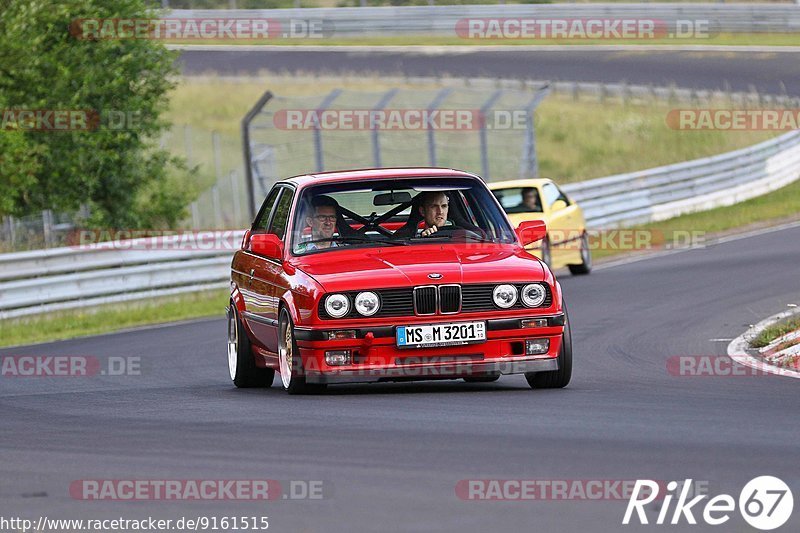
489;178;592;275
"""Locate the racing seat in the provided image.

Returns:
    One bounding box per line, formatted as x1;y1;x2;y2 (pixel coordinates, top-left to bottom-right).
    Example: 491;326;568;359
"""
391;193;426;239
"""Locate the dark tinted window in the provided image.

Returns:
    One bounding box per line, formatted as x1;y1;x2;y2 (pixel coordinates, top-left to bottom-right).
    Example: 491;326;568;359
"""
269;188;293;240
252;187;281;232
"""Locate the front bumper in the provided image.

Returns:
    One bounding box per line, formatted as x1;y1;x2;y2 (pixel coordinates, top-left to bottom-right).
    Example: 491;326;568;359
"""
295;314;564;385
305;357;558;384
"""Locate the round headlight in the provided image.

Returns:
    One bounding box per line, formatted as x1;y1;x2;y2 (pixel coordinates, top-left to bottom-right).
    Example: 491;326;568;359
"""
354;291;380;316
493;284;518;309
324;294;350;318
521;283;547;307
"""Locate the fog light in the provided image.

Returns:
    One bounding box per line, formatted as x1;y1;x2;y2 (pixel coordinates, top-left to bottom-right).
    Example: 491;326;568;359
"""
325;350;351;366
325;330;357;340
525;339;550;355
521;318;549;329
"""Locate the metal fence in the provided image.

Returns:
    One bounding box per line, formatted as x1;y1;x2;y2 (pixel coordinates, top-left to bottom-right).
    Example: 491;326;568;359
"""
168;4;800;34
3;126;799;318
242;82;551;217
158;1;800;9
4;75;799;252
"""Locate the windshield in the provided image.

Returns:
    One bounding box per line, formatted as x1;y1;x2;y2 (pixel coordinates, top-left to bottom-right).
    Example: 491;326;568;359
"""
491;186;544;214
291;177;515;255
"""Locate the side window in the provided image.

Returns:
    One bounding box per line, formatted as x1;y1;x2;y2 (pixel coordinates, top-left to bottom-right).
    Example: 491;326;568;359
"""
542;183;568;208
268;188;293;240
252;187;281;232
555;185;571;206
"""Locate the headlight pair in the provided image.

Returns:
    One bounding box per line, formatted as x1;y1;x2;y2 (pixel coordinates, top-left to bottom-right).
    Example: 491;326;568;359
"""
492;283;547;308
324;292;380;318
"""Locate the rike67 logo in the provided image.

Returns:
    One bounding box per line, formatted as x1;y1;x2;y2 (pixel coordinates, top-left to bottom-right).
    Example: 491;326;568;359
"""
623;476;793;530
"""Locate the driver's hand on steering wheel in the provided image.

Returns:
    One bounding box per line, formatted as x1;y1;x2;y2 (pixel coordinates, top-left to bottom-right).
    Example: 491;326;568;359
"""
420;225;438;237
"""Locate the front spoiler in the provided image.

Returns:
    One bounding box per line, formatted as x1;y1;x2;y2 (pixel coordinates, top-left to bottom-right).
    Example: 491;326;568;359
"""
305;357;558;384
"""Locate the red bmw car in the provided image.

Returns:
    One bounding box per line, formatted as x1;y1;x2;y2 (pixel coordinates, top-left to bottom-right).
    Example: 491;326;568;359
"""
227;168;572;394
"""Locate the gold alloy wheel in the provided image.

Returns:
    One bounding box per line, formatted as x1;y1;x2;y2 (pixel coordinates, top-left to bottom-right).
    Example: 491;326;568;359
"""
227;309;238;382
279;317;293;389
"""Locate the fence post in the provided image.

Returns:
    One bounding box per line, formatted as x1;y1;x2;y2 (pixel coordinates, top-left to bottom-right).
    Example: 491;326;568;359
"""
191;202;200;229
42;210;53;248
521;85;551;179
212;131;223;181
478;89;504;180
184;124;193;167
241;90;273;220
313;89;343;172
425;88;453;167
1;216;10;250
371;88;398;167
7;215;15;248
212;185;222;229
230;170;242;225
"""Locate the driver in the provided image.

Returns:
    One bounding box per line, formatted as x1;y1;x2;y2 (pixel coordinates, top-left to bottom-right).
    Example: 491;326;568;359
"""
518;187;542;212
296;195;342;252
418;191;450;237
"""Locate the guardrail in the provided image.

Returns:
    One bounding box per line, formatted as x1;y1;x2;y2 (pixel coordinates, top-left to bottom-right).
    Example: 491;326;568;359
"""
169;4;800;35
2;92;800;319
564;130;800;227
0;232;243;319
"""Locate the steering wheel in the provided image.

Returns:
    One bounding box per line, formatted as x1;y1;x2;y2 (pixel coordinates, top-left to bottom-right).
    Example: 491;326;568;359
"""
416;226;487;241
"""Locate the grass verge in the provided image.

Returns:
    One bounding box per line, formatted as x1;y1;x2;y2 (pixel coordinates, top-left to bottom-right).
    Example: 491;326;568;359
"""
590;177;800;262
752;317;800;349
0;290;229;349
166;75;774;185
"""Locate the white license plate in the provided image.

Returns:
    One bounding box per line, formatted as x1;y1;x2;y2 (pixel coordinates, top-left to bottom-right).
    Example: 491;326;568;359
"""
396;321;486;349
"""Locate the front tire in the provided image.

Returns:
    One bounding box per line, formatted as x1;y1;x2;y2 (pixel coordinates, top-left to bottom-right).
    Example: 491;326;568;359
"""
278;308;327;395
568;231;592;275
228;305;275;388
525;305;572;389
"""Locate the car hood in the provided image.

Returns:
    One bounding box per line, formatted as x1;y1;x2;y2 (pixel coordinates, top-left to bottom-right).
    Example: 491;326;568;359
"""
289;245;545;292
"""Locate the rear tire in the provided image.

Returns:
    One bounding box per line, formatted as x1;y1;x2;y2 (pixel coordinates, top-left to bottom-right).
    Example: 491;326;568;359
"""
525;305;572;389
278;308;327;395
228;305;275;388
567;231;592;275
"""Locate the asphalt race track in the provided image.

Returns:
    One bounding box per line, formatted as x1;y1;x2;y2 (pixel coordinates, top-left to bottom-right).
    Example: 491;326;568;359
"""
2;223;799;532
177;48;800;96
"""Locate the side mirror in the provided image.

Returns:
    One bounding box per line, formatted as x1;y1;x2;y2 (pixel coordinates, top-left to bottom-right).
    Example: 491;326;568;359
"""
516;220;547;246
249;233;283;261
551;199;568;212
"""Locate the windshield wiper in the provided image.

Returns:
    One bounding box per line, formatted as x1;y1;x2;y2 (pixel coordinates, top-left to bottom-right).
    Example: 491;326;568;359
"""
409;233;498;244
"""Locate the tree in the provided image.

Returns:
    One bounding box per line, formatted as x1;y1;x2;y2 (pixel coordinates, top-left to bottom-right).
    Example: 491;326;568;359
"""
0;0;190;228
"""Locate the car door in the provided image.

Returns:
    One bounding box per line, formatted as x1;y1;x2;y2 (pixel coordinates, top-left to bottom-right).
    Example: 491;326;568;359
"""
542;182;581;266
239;186;293;356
